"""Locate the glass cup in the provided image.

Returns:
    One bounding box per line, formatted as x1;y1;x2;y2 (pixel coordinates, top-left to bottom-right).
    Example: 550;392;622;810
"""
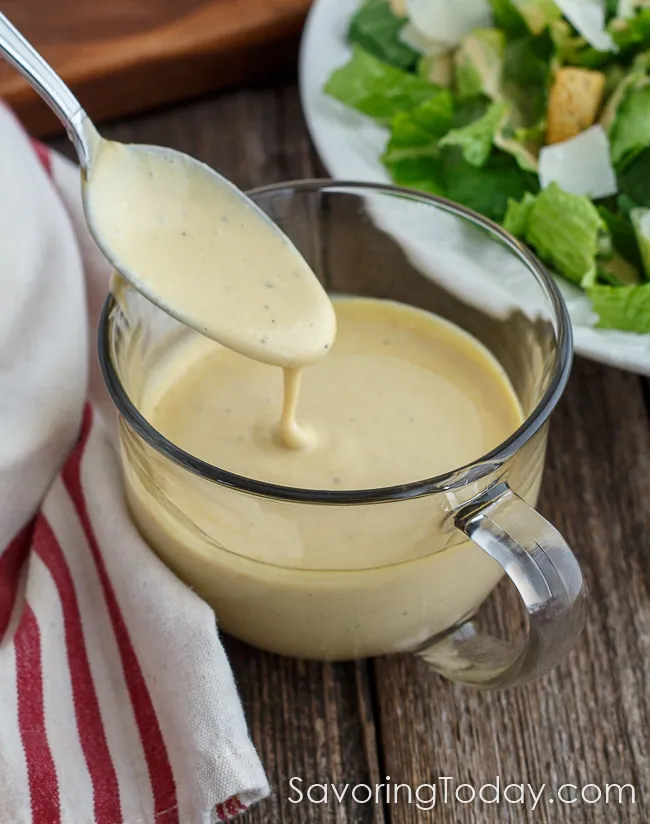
98;181;587;689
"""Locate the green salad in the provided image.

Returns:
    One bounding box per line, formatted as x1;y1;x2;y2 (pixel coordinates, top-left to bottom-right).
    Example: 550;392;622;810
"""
324;0;650;333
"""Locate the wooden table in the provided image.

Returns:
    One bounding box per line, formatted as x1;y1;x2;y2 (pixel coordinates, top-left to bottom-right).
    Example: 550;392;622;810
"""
50;79;649;824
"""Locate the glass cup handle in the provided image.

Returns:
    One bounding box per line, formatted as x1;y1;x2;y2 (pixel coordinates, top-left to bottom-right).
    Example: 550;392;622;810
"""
417;482;588;689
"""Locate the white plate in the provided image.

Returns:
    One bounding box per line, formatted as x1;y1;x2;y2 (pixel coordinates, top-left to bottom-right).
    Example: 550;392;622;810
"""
298;0;650;375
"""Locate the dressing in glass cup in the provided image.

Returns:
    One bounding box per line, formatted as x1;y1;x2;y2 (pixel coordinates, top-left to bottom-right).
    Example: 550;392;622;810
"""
99;181;587;689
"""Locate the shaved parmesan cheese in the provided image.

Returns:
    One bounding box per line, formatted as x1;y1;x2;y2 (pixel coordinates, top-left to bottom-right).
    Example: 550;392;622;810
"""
554;0;616;51
398;22;449;54
406;0;492;47
538;125;618;198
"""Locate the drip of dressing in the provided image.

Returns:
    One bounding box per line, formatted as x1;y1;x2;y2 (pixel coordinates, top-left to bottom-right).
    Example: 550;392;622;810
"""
84;140;336;448
277;368;313;450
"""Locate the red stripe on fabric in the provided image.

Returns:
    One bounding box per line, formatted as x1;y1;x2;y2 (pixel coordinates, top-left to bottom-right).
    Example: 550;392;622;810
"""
15;603;61;824
0;519;34;639
215;802;229;822
225;798;240;818
61;405;179;823
30;138;52;175
34;516;122;824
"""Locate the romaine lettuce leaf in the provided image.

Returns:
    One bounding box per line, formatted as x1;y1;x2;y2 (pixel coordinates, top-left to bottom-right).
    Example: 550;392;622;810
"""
599;205;645;270
494;121;544;170
453;97;492;127
599;51;650;129
382;91;454;162
443;148;539;221
618;194;638;214
550;18;589;64
454;28;506;99
503;191;538;234
418;52;455;86
609;8;650;53
617;149;650;207
597;252;642;284
630;207;650;277
439;101;510;166
489;0;561;35
513;182;608;283
383;101;537;220
324;47;440;124
609;82;650;167
348;0;419;70
383;156;448;193
603;62;627;97
503;33;554;126
589;282;650;331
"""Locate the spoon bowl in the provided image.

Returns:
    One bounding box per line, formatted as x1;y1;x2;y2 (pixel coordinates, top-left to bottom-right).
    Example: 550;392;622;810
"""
82;139;336;366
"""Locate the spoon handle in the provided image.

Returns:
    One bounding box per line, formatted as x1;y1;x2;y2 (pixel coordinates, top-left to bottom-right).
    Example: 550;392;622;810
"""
0;12;99;169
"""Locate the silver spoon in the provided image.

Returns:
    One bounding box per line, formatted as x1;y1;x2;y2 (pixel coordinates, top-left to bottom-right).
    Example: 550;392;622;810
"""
0;12;99;170
0;12;336;366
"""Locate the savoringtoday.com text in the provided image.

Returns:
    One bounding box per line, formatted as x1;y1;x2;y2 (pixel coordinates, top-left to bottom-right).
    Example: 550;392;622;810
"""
287;776;637;811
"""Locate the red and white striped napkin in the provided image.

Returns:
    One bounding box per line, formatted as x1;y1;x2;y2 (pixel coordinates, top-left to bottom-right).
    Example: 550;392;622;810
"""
0;106;270;823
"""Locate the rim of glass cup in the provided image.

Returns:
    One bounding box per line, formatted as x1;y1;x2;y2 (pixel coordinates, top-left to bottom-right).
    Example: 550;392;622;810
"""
98;179;573;505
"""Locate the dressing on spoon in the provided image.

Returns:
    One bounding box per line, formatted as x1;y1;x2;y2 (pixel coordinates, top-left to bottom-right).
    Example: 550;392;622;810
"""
84;140;336;369
84;142;336;449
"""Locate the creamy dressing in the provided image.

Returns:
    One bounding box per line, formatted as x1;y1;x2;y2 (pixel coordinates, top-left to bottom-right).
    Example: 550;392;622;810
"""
84;141;336;369
120;298;533;659
144;298;523;489
277;367;313;450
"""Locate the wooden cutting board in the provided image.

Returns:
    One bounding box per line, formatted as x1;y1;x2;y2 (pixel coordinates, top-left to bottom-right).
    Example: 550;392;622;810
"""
0;0;312;136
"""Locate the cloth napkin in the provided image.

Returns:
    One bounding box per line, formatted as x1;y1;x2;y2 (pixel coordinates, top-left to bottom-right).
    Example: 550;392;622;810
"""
0;105;269;823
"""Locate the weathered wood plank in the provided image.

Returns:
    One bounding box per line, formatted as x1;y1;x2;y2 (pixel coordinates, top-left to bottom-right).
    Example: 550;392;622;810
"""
226;642;385;824
374;358;650;823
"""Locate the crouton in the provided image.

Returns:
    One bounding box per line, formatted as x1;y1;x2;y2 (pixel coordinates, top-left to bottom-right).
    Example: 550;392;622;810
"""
389;0;408;17
546;67;606;144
